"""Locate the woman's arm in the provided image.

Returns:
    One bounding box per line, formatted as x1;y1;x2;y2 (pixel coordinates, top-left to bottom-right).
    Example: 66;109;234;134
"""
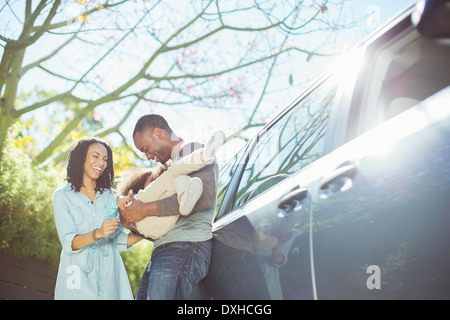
71;219;120;250
127;233;143;247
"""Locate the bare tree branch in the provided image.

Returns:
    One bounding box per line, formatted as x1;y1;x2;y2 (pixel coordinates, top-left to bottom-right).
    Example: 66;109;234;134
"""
0;0;363;164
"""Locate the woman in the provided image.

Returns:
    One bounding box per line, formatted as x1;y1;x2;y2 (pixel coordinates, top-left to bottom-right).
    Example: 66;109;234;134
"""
53;137;141;299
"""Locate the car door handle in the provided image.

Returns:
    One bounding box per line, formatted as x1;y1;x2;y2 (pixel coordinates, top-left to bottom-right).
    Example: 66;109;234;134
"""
319;164;357;196
277;186;308;217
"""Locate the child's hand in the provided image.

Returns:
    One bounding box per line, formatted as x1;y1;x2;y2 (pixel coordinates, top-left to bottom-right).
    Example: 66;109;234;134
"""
127;189;134;203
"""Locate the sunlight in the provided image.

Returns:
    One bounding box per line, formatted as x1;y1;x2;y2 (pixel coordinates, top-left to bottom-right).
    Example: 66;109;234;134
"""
330;48;366;92
353;87;450;158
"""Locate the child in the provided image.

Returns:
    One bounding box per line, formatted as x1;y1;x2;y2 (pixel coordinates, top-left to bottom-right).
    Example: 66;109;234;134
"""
104;130;225;240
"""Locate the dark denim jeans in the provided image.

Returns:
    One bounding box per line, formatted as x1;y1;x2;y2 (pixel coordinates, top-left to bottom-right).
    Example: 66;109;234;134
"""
136;240;212;300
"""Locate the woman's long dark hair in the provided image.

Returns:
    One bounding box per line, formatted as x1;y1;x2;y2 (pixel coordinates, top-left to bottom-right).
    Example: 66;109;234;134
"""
66;137;114;193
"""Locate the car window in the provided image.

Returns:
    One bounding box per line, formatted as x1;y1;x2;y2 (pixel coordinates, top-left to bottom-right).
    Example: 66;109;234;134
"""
354;27;450;137
231;80;337;210
215;146;247;213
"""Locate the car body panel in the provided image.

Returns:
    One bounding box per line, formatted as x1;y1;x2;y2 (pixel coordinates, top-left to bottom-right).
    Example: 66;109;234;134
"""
311;88;450;299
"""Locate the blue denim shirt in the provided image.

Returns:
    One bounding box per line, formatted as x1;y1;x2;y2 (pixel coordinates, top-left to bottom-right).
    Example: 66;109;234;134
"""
53;183;133;299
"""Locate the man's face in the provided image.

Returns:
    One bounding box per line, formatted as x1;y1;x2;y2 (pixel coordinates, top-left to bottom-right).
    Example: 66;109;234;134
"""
134;129;171;164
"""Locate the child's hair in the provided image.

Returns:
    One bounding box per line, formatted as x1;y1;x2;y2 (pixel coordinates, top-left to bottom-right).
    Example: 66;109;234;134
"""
115;161;171;196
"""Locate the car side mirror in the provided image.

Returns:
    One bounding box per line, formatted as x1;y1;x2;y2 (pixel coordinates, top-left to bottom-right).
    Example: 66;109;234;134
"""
412;0;450;39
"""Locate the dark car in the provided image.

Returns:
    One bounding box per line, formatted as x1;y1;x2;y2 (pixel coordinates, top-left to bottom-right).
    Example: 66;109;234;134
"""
201;0;450;299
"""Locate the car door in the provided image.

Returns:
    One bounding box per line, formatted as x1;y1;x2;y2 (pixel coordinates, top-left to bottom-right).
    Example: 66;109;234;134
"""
308;87;450;299
205;75;340;300
307;7;450;298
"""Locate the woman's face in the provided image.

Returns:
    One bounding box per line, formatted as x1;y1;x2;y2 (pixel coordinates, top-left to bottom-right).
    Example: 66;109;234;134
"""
83;142;108;182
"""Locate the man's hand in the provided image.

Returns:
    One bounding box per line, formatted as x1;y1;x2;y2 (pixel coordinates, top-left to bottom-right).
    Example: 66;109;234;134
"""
117;194;132;212
122;189;159;224
122;189;143;224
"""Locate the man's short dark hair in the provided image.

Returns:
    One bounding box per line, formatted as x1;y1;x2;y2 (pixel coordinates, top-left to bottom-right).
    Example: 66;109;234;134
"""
133;114;173;137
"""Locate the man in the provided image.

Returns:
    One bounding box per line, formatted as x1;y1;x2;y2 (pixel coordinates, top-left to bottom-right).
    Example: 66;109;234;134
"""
123;114;221;300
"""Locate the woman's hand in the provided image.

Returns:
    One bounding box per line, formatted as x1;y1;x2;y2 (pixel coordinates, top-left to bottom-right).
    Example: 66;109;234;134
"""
72;219;119;250
95;219;120;239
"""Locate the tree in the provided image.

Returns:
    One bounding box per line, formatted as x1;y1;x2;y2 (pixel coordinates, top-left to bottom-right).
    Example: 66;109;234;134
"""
12;88;141;172
0;0;359;165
